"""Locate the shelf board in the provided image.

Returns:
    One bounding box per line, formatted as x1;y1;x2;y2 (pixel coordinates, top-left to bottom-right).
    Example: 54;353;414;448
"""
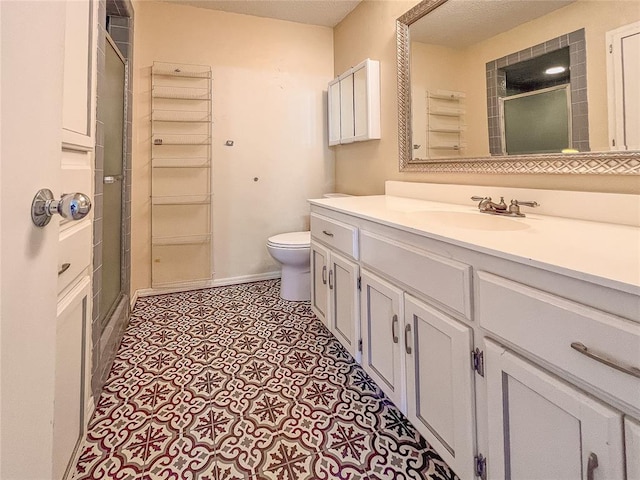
152;62;211;79
428;109;463;117
152;86;210;100
152;234;211;246
152;134;210;146
429;145;463;150
429;128;464;133
152;110;211;123
152;194;212;206
152;157;211;168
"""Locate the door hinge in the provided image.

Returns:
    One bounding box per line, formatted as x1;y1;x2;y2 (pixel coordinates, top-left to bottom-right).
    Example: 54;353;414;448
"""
358;339;363;352
357;276;362;290
612;138;616;147
472;348;485;377
475;454;487;480
609;43;613;54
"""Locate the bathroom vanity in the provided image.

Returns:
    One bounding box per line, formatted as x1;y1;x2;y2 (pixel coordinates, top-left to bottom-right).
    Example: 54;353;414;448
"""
309;182;640;480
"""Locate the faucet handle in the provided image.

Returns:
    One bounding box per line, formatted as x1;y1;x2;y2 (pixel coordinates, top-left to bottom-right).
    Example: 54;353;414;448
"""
511;200;539;207
471;196;490;202
509;199;539;217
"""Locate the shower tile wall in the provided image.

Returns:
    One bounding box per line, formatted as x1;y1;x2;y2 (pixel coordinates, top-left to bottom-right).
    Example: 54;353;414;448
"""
91;0;134;401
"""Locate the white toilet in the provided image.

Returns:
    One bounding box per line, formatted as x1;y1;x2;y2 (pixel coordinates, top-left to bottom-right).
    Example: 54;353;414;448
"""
267;193;351;301
267;231;311;301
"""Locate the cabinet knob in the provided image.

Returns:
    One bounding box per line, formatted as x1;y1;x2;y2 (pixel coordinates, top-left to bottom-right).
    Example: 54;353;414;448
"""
322;265;327;285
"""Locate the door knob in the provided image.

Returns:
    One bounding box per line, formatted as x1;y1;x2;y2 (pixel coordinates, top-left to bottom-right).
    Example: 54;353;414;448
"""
31;188;92;227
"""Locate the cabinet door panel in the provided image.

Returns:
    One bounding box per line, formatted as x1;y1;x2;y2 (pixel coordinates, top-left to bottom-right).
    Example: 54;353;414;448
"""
310;241;329;327
53;276;90;480
339;74;355;143
328;79;341;146
361;271;405;411
485;339;624;480
353;65;368;139
330;252;359;360
404;295;475;480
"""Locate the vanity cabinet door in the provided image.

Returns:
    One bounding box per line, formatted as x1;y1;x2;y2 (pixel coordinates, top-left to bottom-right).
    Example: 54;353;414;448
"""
310;241;329;328
485;339;624;480
360;270;405;411
404;295;475;480
329;251;360;361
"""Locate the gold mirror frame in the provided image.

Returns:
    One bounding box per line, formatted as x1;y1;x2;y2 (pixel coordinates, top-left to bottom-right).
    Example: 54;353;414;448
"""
397;0;640;174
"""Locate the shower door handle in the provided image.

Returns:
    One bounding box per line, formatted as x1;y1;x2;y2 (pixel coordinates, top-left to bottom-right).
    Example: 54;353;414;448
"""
31;189;92;227
104;175;123;184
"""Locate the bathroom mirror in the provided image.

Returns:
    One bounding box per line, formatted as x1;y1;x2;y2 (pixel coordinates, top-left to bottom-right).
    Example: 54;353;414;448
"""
397;0;640;173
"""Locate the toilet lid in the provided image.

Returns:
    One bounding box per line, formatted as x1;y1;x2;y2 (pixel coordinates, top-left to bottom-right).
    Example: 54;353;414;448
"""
267;231;310;248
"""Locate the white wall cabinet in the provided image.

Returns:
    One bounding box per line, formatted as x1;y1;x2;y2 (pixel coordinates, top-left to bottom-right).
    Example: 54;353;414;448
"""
328;58;380;146
360;271;405;410
485;339;625;480
404;294;476;480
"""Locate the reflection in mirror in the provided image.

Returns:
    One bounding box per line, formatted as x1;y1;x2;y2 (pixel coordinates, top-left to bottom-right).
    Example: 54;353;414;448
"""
397;0;640;173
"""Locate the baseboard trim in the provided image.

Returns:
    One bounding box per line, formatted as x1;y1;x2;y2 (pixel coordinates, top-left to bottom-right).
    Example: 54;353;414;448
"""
134;272;281;298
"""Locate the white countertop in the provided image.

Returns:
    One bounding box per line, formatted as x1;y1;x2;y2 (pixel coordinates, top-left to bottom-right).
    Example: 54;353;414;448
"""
309;195;640;295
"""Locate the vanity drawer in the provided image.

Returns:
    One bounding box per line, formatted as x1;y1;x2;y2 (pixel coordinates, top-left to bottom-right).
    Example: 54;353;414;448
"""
361;231;471;320
310;213;358;259
477;271;640;410
58;220;92;296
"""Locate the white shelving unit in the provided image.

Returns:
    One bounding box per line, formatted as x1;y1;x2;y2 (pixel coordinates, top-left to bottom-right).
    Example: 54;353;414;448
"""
426;90;465;158
151;61;212;287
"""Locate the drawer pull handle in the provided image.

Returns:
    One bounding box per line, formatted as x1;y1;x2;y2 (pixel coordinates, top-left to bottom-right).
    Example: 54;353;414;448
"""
587;452;598;480
322;230;334;237
58;263;71;275
328;269;334;290
322;265;327;285
405;324;412;354
570;342;640;379
392;314;399;343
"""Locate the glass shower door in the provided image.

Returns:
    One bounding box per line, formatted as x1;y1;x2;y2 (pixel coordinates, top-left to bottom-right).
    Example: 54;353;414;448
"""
100;38;125;326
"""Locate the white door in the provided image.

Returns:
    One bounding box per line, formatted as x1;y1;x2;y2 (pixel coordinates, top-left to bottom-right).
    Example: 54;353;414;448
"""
1;1;95;478
607;21;640;150
339;71;355;144
404;294;476;480
329;251;359;360
485;340;624;480
360;270;405;411
310;241;329;327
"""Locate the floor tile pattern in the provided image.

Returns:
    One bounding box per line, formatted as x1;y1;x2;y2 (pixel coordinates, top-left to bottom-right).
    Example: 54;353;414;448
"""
72;280;459;480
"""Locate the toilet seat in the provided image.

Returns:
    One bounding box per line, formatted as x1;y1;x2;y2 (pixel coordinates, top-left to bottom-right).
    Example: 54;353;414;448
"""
267;231;310;249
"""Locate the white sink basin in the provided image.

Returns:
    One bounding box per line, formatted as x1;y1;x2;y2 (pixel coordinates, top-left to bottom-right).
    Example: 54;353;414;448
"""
416;211;530;231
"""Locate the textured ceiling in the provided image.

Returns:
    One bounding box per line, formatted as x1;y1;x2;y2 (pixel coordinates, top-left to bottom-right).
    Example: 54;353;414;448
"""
410;0;575;48
160;0;362;27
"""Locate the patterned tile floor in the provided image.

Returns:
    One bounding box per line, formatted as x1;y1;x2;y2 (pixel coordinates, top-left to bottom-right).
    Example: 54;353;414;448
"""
72;280;459;480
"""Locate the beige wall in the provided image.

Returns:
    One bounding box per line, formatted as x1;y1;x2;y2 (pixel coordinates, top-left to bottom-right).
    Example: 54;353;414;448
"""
132;1;335;294
333;0;640;195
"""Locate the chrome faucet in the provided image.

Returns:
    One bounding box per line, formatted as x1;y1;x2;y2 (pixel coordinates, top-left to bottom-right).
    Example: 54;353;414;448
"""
471;196;539;217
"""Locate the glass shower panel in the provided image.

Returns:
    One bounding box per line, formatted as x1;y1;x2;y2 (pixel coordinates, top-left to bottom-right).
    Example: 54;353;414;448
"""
100;39;125;327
